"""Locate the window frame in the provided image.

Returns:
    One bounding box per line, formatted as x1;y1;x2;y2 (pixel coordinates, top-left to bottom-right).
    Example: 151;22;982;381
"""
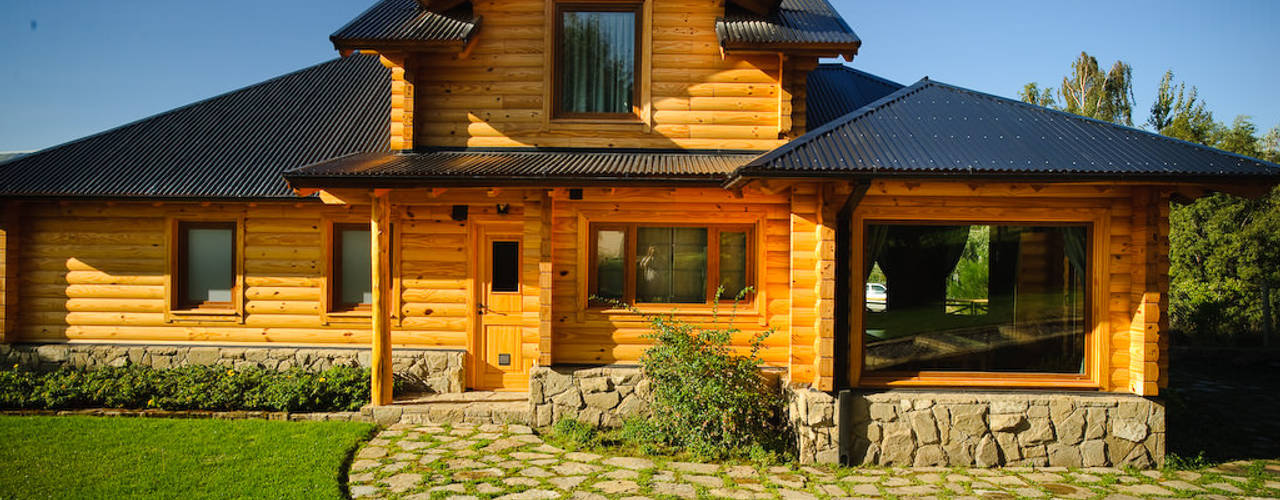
551;1;645;121
329;222;374;314
850;206;1111;390
587;222;756;307
165;217;244;322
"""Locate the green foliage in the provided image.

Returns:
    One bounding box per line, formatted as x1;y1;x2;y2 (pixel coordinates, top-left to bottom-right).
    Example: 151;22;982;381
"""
550;417;601;450
1018;82;1056;107
629;292;788;460
0;364;380;412
618;416;664;455
1059;52;1136;125
946;226;990;301
1163;452;1211;471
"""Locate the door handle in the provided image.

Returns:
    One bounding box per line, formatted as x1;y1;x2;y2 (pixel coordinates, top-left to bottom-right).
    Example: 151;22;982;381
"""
477;303;487;315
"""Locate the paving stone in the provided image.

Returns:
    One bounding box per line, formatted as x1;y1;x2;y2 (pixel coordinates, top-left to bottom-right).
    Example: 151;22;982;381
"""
881;477;910;487
431;484;466;493
915;472;944;483
1098;495;1141;500
776;489;817;500
1206;482;1244;494
1021;472;1064;482
725;465;758;478
519;466;554;478
548;476;588;490
444;496;479;500
495;490;561;500
683;474;723;488
349;472;375;483
454;468;504;480
382;461;411;473
1042;483;1093;498
513;434;544;444
444;440;475;450
351;459;380;471
601;469;639;479
847;483;879;496
843;475;879;483
504;477;542;487
1175;471;1202;481
529;458;559;466
478;424;504;433
887;485;941;496
483;438;525;452
511;452;554;460
946;474;973;483
357;447;388;459
706;488;769;499
479;454;505;463
985;475;1027;486
368;439;392;447
399;440;431;451
1158;480;1203;491
475;483;503;494
569;493;608;500
1012;487;1047;497
1117;484;1173;496
771;473;806;488
531;444;564;454
382;473;422;493
651;471;676;482
350;485;379;498
592;480;640;494
508;424;534;434
652;482;696;499
1070;472;1102;482
447;458;485;469
564;451;602;461
668;461;720;474
552;462;602;475
474;432;502;440
816;484;846;495
602;457;655;470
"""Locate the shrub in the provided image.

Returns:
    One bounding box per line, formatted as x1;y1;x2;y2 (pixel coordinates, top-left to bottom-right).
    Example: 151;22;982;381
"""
0;364;383;413
549;418;600;450
629;291;787;459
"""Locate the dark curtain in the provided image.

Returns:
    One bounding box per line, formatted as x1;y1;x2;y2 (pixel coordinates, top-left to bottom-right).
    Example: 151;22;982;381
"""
877;225;970;313
560;11;635;114
1062;226;1088;279
863;225;888;278
988;226;1022;321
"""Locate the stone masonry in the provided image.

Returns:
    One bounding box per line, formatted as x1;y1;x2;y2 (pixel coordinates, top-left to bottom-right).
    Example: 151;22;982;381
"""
787;387;840;464
528;365;649;428
0;342;465;393
841;390;1166;468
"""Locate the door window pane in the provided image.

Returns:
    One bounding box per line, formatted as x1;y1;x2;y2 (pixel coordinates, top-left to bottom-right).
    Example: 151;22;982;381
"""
718;231;748;300
559;10;636;114
863;224;1087;374
492;241;519;292
636;227;707;303
595;229;626;300
338;227;372;306
182;224;234;307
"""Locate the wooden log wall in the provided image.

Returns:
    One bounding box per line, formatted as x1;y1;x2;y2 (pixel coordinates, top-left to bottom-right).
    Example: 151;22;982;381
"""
408;0;810;151
1;202;20;342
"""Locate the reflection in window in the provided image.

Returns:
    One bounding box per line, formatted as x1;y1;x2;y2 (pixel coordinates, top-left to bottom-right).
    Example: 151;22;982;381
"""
863;224;1087;374
637;227;707;303
595;229;626;300
559;9;637;115
718;231;748;299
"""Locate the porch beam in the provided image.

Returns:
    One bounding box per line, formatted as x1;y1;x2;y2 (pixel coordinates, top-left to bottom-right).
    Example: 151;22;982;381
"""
370;191;394;405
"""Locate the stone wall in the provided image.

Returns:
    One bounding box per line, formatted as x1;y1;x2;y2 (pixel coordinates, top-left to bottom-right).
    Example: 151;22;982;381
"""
0;342;465;394
528;365;649;428
787;387;840;464
840;390;1165;468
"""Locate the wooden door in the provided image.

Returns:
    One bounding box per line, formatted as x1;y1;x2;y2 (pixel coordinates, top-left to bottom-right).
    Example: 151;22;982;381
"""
472;224;528;390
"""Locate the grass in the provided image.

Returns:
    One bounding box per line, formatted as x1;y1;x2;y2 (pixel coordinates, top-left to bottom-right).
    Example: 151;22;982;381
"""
0;416;375;499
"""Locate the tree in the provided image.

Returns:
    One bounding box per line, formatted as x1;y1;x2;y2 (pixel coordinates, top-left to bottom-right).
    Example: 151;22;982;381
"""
1212;115;1261;158
1147;70;1176;131
1261;126;1280;163
1018;82;1056;108
1058;52;1135;126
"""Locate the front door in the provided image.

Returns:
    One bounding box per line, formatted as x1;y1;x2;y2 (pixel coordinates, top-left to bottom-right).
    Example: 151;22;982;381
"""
473;224;527;390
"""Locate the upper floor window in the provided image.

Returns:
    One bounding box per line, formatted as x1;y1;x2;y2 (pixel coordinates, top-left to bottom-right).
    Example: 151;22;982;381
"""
555;3;641;119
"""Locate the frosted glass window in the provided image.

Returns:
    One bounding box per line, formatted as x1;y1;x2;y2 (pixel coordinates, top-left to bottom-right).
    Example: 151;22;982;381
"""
180;224;234;307
594;229;626;300
718;231;748;300
336;226;372;307
636;227;707;303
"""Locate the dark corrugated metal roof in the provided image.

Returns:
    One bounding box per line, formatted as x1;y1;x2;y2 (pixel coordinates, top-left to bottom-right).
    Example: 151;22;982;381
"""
716;0;860;56
331;0;478;50
286;149;760;187
740;78;1280;180
0;55;390;198
806;64;903;129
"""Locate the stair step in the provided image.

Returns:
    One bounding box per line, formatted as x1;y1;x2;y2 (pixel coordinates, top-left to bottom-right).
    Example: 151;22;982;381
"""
388;391;530;425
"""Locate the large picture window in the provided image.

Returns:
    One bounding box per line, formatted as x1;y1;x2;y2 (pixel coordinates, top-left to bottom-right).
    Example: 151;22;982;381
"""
555;3;641;118
590;224;752;305
862;223;1089;376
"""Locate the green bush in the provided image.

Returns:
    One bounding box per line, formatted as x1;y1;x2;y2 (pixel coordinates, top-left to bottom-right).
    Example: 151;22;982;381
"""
549;418;600;450
0;364;382;413
630;292;788;459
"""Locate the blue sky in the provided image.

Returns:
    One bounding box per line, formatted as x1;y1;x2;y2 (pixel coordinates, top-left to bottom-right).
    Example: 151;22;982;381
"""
1;0;1277;152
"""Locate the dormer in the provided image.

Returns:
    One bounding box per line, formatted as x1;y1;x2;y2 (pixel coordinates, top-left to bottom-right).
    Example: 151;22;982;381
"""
331;0;859;151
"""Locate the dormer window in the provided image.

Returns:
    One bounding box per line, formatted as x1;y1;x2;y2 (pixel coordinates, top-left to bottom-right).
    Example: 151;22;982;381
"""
554;3;642;119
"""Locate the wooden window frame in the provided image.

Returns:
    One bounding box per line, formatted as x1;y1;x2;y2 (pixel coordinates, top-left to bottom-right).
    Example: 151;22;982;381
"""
550;1;645;122
165;217;244;323
587;222;756;307
328;222;373;315
849;206;1111;390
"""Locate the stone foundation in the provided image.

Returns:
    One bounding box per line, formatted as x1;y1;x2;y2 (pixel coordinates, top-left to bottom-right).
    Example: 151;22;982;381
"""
0;342;465;393
528;365;649;428
840;390;1165;468
787;387;840;464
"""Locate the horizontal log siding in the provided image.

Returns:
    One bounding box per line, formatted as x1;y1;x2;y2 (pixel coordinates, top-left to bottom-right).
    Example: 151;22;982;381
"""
410;0;790;150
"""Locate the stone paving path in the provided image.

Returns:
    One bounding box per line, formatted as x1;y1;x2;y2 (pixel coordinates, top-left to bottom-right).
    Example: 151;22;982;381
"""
348;422;1280;499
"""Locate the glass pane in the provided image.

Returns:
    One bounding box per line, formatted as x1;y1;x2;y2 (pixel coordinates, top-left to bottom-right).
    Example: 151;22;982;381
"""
560;10;636;114
636;227;706;303
492;241;519;292
339;228;372;305
863;224;1087;374
595;229;625;300
718;231;748;300
185;227;233;304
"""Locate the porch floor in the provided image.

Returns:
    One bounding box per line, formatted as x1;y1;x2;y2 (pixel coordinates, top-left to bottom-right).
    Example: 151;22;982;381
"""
389;391;530;426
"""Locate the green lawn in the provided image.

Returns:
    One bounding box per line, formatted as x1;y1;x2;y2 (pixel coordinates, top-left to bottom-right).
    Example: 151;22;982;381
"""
0;416;375;499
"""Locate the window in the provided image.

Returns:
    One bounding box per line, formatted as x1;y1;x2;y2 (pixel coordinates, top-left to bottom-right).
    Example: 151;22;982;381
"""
862;223;1089;376
554;3;641;118
590;224;752;305
176;221;236;310
491;241;520;293
332;223;372;311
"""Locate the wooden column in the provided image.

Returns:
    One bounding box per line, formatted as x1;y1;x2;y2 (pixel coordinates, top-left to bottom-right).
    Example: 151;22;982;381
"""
370;192;394;405
537;192;554;366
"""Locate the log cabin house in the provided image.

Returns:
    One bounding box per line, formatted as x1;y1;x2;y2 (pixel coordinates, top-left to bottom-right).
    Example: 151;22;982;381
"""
1;0;1278;467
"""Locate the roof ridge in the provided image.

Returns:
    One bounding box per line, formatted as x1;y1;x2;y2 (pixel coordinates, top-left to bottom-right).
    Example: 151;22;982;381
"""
924;79;1280;170
2;55;379;167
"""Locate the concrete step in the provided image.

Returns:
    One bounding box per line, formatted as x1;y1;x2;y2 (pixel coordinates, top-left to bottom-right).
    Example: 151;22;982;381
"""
363;391;530;426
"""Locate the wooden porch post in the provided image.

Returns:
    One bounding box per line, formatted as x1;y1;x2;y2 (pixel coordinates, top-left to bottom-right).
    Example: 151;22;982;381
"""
370;191;394;405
